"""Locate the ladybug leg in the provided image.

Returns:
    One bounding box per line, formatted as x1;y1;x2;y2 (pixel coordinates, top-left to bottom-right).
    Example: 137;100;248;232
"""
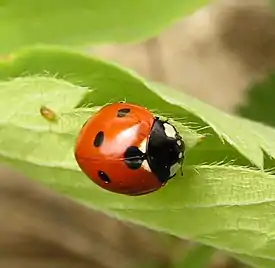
141;153;148;160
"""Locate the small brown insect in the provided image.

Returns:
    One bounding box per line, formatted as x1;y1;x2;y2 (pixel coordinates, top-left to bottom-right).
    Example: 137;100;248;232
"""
40;106;58;122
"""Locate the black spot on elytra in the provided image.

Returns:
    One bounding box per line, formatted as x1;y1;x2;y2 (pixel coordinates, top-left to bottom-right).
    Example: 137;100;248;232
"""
98;170;110;183
117;108;130;117
93;131;104;147
124;146;144;170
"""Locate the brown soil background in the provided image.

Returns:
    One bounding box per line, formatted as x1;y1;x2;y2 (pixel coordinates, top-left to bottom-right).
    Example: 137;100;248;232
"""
1;1;275;267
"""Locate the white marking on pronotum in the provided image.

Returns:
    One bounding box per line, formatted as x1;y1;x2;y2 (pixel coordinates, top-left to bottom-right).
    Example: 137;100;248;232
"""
139;139;151;172
179;152;183;159
177;140;182;146
142;160;151;172
163;123;177;138
139;138;147;153
170;163;180;177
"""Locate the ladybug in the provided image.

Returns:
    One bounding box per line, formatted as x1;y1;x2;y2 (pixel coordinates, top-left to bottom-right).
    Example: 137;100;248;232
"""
74;102;185;196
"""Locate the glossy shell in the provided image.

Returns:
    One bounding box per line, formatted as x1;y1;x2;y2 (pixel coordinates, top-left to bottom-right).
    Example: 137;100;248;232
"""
74;102;163;195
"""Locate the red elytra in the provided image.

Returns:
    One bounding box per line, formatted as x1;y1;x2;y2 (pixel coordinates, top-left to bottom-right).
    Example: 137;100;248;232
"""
74;102;163;195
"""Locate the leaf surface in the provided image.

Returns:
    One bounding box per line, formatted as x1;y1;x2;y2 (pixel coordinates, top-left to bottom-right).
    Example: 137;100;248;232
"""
0;49;275;268
0;0;211;53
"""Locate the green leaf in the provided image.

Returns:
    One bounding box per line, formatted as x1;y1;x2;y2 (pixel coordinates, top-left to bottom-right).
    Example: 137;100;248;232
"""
1;48;275;268
235;253;275;268
173;244;215;268
0;75;201;172
146;82;267;168
237;73;275;127
0;46;272;168
0;0;211;53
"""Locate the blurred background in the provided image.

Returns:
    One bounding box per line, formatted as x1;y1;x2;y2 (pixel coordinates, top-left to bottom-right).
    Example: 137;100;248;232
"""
1;0;275;267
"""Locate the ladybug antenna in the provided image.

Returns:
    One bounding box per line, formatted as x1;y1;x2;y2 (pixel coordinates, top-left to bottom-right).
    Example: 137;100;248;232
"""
180;163;183;176
179;156;184;176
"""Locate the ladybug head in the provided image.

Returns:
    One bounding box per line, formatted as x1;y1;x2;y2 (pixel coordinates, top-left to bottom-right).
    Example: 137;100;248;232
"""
146;118;185;183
